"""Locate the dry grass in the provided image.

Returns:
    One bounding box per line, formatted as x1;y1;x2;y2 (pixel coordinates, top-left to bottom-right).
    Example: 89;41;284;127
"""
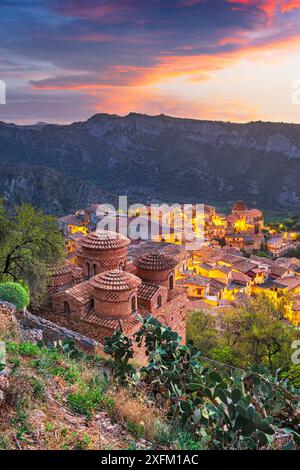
112;388;163;441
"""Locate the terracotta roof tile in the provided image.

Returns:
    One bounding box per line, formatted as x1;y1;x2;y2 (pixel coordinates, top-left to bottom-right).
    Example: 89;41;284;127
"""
134;251;177;271
138;283;159;300
63;281;94;304
50;264;73;277
81;310;141;336
81;230;130;250
274;276;300;291
231;271;252;285
90;270;142;291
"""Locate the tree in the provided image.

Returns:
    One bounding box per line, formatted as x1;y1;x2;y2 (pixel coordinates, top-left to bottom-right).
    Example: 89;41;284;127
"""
186;310;218;353
0;282;29;309
0;199;64;308
187;295;299;371
218;296;298;370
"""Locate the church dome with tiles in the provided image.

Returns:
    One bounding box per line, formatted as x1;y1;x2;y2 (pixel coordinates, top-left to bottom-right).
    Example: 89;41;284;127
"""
134;251;177;288
80;230;130;277
90;270;142;320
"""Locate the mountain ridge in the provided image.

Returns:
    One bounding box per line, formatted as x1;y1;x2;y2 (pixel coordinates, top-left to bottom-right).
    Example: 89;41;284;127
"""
0;112;300;214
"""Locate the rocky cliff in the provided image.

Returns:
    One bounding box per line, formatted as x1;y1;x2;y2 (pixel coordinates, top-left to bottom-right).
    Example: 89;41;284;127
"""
1;113;300;213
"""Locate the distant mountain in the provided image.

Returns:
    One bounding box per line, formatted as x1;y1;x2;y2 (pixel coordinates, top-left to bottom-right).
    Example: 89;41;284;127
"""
0;113;300;214
0;164;117;215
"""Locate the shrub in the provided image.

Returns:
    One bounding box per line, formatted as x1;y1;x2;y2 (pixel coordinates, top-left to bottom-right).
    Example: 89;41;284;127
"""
67;387;105;418
0;282;29;310
19;342;41;357
281;364;300;389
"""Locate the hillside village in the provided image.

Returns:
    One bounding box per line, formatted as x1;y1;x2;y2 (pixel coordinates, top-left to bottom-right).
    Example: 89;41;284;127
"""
55;201;300;333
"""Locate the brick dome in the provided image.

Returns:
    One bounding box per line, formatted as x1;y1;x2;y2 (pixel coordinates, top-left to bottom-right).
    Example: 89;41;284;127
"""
134;252;177;288
81;230;130;250
49;264;73;294
91;270;141;291
80;230;130;277
134;252;177;271
91;270;141;320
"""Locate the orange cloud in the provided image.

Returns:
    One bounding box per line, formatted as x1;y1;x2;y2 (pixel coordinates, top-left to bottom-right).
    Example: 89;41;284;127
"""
227;0;300;17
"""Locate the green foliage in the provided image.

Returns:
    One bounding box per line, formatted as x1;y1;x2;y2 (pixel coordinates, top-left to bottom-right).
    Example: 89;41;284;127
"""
0;282;29;310
106;314;300;450
210;346;235;365
19;342;41;357
11;396;33;441
0;198;64;308
186;310;218;353
31;377;46;400
104;330;135;382
187;296;299;371
281;364;300;389
67;387;106;419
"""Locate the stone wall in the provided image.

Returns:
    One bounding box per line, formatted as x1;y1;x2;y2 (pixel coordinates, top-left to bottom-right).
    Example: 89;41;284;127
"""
15;310;103;355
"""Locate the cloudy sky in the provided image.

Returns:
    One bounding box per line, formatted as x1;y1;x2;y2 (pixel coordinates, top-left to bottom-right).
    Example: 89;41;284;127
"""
1;0;300;124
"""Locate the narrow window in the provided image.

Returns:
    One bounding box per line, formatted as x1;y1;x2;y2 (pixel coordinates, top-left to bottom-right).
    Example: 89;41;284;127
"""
131;296;137;314
63;301;70;316
169;274;174;290
157;294;162;309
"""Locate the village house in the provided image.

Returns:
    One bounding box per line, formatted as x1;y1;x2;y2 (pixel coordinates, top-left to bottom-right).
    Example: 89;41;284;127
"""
55;202;300;328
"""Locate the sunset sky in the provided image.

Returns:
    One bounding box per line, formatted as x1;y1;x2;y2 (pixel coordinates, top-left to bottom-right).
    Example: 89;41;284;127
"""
1;0;300;124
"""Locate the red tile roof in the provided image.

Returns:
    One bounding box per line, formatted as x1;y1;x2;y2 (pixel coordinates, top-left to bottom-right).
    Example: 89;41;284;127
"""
231;271;252;285
134;251;177;271
81;310;141;335
90;270;142;291
63;281;94;304
274;276;300;291
50;264;73;277
81;230;130;250
138;283;160;300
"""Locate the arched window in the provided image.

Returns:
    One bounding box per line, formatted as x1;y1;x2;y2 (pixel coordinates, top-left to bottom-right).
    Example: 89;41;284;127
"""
131;296;137;314
169;274;174;290
63;301;70;316
157;294;162;309
93;264;97;276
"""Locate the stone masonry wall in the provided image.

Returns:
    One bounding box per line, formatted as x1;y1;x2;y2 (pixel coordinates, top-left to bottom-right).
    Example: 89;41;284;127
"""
15;310;102;355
